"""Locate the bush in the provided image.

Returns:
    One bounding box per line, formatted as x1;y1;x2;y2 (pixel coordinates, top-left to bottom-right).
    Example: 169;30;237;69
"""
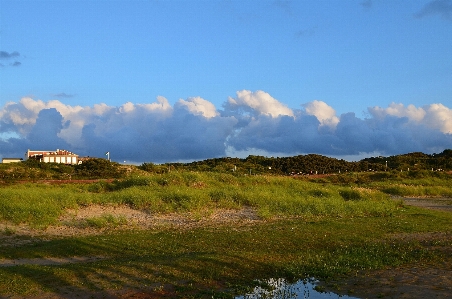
339;189;362;201
138;162;156;172
75;158;125;179
108;177;152;191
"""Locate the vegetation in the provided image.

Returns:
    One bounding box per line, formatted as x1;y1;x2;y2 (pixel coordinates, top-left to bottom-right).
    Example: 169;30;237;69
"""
140;149;452;175
309;169;452;197
1;149;451;182
0;203;450;297
0;150;451;297
1;171;409;227
0;158;126;182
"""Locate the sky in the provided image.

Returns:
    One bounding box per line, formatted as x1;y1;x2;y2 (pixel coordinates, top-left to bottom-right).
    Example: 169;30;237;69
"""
1;0;452;164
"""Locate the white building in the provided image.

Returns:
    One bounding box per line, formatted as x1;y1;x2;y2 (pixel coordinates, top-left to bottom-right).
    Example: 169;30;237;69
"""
1;158;23;163
26;149;79;165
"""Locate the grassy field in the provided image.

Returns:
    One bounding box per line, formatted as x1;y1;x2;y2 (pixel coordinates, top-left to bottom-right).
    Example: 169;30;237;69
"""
0;170;451;298
0;172;402;227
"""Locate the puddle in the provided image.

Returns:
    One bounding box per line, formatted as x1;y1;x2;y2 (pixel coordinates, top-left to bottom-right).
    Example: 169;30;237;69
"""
235;278;359;299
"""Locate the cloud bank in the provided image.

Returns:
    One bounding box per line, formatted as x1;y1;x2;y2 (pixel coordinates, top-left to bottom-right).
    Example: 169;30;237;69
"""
1;90;451;163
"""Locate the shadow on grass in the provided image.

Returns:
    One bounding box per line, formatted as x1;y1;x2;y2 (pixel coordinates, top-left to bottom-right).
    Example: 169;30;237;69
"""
2;209;451;298
0;237;281;298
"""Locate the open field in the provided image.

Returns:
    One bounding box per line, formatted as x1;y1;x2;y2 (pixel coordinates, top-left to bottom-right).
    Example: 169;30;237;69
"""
0;171;451;298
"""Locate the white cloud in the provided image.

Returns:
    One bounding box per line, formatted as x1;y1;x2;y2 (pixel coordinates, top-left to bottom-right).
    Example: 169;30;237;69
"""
119;102;135;113
1;93;451;162
369;102;426;122
142;96;172;112
175;96;219;118
368;102;452;134
226;90;294;118
423;103;452;134
302;100;339;128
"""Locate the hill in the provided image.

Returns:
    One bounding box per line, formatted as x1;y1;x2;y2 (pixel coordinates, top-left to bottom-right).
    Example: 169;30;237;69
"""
144;149;452;175
1;149;451;182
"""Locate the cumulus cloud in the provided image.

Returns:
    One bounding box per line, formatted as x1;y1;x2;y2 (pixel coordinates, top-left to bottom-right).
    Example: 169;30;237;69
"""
1;91;451;163
225;90;294;118
368;102;452;134
175;97;219;118
302;100;339;129
75;97;235;162
414;0;452;20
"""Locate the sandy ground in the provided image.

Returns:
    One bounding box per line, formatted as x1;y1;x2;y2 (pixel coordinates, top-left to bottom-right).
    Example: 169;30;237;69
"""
0;205;262;239
0;205;262;264
0;198;451;298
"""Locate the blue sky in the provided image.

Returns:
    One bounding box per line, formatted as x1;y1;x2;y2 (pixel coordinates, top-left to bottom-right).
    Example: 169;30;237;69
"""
1;0;452;163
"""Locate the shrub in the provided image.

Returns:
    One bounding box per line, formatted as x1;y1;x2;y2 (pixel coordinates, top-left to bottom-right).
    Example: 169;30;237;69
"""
339;189;362;201
87;182;109;193
215;173;239;185
108;177;152;190
138;162;156;172
156;177;169;186
209;190;228;203
75;158;125;179
160;190;200;210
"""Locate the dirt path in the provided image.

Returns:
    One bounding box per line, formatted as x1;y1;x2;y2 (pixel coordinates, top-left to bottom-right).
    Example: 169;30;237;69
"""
400;196;452;212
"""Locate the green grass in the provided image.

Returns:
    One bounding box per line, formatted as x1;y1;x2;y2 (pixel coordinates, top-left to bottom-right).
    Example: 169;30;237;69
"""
0;184;94;227
0;205;451;297
0;171;451;297
0;173;405;226
81;214;128;229
321;170;452;197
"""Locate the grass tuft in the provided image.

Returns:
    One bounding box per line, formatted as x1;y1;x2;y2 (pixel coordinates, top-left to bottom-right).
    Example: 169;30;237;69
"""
83;214;128;228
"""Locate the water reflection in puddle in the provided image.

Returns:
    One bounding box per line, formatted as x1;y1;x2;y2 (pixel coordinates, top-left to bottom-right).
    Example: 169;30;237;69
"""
235;278;359;299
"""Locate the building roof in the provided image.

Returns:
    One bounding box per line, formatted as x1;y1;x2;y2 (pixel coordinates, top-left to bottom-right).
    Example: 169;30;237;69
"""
27;149;78;157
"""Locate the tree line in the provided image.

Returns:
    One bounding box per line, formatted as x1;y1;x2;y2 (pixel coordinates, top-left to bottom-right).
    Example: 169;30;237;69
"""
1;149;451;182
142;149;452;175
